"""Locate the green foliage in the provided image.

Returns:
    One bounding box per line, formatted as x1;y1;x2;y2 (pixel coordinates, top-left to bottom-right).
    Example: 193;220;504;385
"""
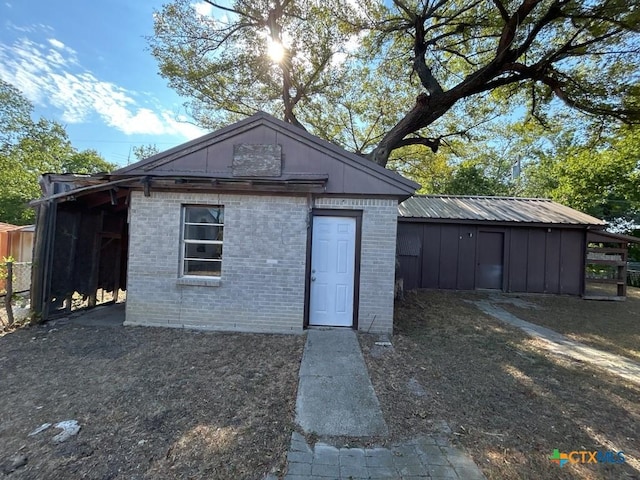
0;82;31;149
132;144;161;161
149;0;639;166
0;256;15;294
63;150;115;174
387;146;453;194
149;0;368;136
0;80;116;225
523;125;640;225
442;161;512;196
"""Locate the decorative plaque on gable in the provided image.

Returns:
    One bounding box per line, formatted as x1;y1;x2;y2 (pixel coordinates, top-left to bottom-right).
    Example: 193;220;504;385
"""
232;144;282;177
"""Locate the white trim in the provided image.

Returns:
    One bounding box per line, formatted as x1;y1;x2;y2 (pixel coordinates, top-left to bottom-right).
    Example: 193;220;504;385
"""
179;204;224;278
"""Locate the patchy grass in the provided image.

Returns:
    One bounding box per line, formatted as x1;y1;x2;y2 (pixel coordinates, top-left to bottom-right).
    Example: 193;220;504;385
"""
361;290;640;480
0;312;304;479
499;287;640;362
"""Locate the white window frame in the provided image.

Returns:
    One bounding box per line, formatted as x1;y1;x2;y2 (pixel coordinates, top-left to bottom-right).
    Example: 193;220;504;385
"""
180;205;224;278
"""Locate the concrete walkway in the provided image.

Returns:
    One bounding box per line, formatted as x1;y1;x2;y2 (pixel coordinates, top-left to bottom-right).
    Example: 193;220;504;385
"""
472;300;640;385
284;328;486;479
295;329;388;437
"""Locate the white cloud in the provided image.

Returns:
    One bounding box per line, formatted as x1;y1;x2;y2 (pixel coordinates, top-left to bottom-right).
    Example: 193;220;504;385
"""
5;21;53;34
161;112;207;139
47;38;65;49
192;1;213;16
0;36;206;140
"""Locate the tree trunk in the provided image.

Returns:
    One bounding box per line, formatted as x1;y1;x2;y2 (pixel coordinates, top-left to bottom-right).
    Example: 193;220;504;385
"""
369;93;451;167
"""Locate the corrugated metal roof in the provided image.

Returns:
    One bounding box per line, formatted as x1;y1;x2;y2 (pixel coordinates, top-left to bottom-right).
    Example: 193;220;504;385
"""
398;195;606;226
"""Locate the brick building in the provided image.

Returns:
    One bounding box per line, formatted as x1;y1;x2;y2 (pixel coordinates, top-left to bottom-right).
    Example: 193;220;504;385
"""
30;112;418;333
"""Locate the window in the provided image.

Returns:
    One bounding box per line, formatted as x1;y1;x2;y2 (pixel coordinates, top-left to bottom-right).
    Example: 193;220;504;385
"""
181;206;224;277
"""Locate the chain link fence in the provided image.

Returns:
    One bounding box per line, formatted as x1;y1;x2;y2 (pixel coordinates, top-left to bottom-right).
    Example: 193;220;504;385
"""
629;262;640;288
1;262;31;294
1;261;31;326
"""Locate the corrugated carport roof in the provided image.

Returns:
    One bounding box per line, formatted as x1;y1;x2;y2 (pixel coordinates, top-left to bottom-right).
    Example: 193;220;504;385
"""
398;195;606;226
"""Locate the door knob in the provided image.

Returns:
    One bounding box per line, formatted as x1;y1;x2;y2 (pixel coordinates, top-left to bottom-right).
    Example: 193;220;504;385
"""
311;276;316;281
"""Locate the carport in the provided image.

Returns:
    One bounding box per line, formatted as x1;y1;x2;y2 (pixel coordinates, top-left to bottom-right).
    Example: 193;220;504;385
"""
30;174;130;319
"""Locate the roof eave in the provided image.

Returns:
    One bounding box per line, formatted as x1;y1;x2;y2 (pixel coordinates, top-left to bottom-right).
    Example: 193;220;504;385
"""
397;216;606;228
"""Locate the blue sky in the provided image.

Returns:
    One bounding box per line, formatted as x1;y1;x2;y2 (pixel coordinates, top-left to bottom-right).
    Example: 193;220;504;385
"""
0;0;210;166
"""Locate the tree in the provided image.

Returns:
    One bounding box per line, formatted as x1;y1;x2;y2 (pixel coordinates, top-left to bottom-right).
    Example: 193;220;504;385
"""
132;144;161;161
150;0;640;167
523;124;640;226
0;80;116;225
149;0;366;133
0;81;32;149
62;150;115;175
442;161;513;196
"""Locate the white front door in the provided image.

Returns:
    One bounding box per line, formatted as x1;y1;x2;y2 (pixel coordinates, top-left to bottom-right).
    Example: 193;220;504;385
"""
309;216;356;327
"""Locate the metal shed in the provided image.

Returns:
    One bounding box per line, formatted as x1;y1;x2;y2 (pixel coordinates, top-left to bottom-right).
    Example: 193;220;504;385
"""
397;195;606;295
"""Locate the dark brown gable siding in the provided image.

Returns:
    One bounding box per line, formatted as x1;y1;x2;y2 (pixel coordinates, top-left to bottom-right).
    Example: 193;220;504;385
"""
398;221;586;295
112;113;418;198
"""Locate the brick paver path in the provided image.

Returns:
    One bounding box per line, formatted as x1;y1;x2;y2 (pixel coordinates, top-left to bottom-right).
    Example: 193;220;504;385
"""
283;432;485;480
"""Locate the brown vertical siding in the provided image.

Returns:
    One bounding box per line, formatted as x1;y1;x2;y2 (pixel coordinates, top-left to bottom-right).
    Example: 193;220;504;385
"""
559;230;584;295
476;231;505;289
438;225;459;289
526;230;546;292
422;224;441;288
508;229;528;292
456;226;476;290
396;223;423;290
397;221;587;295
544;230;562;293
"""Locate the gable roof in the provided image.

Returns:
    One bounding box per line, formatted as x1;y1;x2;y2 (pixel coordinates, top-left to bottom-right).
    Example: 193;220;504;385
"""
112;112;419;198
398;195;606;227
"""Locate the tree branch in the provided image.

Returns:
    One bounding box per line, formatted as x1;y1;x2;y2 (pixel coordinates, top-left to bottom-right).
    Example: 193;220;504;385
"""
422;0;449;19
514;1;570;59
392;0;416;21
414;15;444;94
492;0;510;22
497;0;544;59
540;73;639;122
202;0;261;22
396;136;441;152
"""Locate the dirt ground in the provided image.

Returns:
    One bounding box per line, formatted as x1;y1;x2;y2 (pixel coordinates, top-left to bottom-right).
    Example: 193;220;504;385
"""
0;311;304;480
361;289;640;480
500;287;640;362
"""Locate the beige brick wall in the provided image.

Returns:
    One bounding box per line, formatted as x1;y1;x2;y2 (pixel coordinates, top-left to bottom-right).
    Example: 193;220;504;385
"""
125;191;397;334
125;191;309;333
